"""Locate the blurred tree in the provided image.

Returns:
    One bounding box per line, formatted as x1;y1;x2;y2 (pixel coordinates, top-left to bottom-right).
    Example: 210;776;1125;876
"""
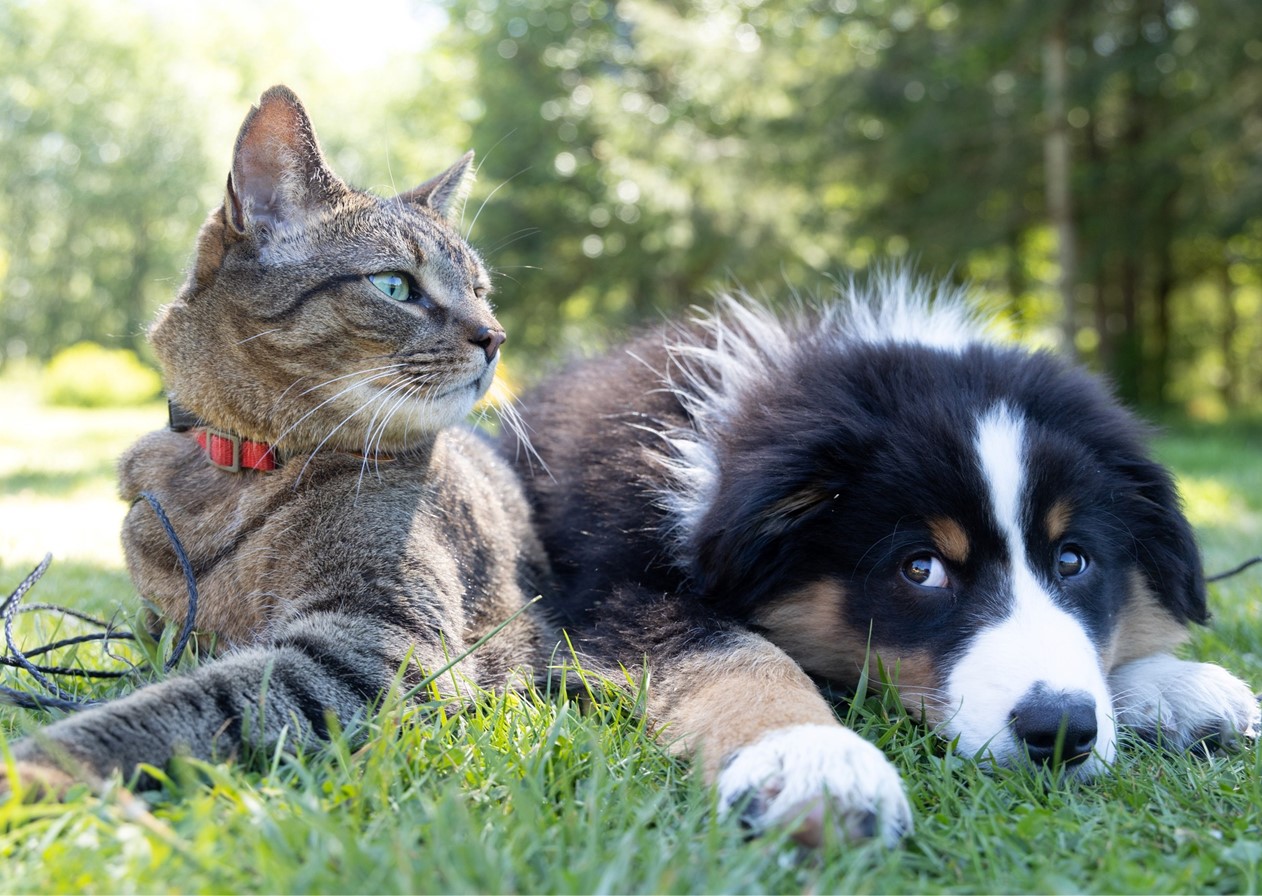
0;0;211;364
429;0;864;361
1;0;1258;414
828;0;1262;408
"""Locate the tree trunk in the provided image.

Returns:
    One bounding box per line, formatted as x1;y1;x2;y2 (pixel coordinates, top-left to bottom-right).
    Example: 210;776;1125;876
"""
1112;10;1149;407
1150;187;1177;407
1117;255;1143;406
1220;263;1238;408
1084;114;1113;373
1042;21;1078;355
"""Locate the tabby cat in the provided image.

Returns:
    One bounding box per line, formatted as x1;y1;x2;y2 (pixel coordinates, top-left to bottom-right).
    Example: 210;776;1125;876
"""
3;86;555;794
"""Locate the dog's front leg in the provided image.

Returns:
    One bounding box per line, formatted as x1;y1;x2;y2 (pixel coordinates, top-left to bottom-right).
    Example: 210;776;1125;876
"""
1110;654;1260;750
648;629;912;847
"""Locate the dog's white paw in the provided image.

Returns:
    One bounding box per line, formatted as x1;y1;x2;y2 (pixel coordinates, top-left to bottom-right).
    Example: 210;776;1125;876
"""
716;723;912;848
1110;655;1261;749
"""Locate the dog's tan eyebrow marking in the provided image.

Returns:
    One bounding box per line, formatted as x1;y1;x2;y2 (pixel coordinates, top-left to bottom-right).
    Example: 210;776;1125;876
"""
928;517;970;564
1045;500;1073;543
762;487;832;535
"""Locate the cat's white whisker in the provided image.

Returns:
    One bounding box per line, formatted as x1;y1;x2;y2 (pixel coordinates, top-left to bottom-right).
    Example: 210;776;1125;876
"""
358;377;406;454
272;369;400;450
483;228;541;258
275;362;403;407
271;364;404;429
487;381;549;477
355;401;389;496
384;142;397;196
356;378;416;495
294;363;406;399
296;387;394;488
235;328;284;345
461;128;517;233
375;382;422;456
303;368;454;492
465;166;528;241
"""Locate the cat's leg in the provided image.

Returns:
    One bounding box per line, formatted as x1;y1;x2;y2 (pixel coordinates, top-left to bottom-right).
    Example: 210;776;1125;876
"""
1;610;450;797
1109;654;1260;749
570;590;912;848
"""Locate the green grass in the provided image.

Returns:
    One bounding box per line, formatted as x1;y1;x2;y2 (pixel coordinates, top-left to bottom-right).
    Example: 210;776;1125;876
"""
2;377;1261;894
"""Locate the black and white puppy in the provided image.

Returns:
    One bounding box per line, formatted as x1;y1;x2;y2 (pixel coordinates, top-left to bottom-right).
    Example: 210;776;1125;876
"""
504;274;1260;846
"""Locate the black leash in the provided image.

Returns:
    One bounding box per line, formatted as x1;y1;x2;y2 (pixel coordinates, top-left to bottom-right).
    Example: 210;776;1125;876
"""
0;554;92;710
1207;555;1262;584
138;491;200;673
0;492;199;712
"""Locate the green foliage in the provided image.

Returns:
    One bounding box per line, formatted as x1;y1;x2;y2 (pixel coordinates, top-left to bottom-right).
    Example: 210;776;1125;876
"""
1;0;1260;411
834;0;1262;408
436;0;857;359
41;342;162;408
2;629;1261;893
426;0;1262;411
0;0;213;364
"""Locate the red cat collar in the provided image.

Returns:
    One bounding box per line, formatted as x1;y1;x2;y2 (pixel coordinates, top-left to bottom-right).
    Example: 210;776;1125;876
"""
168;399;279;472
195;428;279;472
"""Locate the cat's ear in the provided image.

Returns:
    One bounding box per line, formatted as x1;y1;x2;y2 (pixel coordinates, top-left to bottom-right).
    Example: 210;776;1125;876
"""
398;151;475;219
226;85;344;237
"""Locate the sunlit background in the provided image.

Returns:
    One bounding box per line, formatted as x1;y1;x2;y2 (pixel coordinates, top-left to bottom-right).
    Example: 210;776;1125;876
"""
2;10;1260;890
2;0;1260;416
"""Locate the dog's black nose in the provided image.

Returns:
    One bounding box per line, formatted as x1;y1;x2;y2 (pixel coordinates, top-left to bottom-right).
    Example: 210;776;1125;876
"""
1010;686;1098;766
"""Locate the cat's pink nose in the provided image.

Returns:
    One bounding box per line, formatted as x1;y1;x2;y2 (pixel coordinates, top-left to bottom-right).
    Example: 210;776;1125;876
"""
472;326;506;361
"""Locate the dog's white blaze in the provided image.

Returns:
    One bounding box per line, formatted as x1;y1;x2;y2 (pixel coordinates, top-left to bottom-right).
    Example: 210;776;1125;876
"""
942;406;1116;773
974;406;1025;535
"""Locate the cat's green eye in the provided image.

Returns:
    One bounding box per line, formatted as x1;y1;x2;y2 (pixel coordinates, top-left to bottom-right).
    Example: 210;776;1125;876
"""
368;272;411;302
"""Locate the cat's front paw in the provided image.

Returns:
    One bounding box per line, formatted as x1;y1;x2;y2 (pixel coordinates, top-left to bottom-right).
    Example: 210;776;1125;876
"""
1110;655;1261;750
717;723;912;848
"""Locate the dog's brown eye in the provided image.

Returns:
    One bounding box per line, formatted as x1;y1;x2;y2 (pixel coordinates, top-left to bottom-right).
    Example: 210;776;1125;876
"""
903;553;950;588
1057;547;1088;578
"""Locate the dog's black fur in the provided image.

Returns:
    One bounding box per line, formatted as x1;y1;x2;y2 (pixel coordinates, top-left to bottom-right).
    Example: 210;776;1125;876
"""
501;282;1259;846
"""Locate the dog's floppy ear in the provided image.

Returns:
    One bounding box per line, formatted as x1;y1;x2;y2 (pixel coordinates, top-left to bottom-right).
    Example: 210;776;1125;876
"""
689;427;869;616
1119;455;1208;625
692;476;832;605
1036;354;1208;626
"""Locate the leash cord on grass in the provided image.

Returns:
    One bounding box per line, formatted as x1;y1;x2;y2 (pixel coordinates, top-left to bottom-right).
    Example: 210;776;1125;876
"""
0;492;198;712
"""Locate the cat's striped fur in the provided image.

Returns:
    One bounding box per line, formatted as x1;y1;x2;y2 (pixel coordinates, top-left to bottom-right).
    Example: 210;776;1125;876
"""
4;86;555;794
